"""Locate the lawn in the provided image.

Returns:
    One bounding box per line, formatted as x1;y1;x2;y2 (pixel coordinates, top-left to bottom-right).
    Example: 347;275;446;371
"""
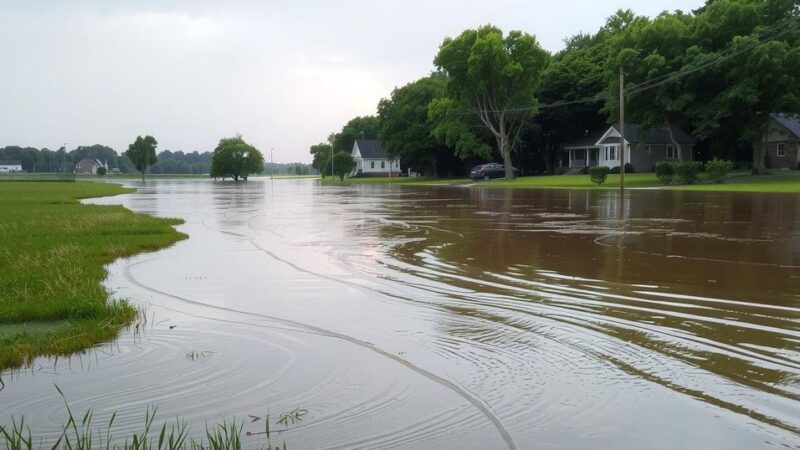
0;182;185;370
320;170;800;193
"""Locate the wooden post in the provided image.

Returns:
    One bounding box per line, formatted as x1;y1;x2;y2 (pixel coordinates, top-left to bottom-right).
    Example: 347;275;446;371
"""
619;66;626;192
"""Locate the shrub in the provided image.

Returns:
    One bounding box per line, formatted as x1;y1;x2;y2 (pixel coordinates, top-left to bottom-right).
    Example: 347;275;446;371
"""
589;166;610;185
624;163;635;173
676;161;701;184
580;166;590;175
609;166;621;174
655;161;676;185
705;158;734;183
96;166;107;176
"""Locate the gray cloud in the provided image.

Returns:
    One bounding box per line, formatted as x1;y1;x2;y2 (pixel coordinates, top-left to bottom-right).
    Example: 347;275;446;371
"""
1;0;701;163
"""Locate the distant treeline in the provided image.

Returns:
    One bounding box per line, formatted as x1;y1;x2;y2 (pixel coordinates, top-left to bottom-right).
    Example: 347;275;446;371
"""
0;145;314;175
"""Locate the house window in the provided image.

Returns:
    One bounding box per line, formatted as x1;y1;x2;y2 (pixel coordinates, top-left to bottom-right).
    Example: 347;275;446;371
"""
666;145;677;159
371;161;375;169
381;161;385;169
605;145;617;161
777;143;786;157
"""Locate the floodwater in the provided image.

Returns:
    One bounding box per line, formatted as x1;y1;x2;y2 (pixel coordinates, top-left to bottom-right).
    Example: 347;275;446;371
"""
2;179;800;449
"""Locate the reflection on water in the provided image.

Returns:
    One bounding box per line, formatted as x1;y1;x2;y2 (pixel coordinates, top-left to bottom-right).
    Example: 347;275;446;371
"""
2;179;799;449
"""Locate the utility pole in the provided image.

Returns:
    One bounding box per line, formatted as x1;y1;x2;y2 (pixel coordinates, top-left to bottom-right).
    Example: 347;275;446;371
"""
619;67;625;192
270;148;274;178
330;144;334;180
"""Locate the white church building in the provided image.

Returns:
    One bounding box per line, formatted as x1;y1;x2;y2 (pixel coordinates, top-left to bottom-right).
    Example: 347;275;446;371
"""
350;140;400;176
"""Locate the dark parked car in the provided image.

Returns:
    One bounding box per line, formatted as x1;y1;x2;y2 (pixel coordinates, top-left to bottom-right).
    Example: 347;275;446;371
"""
470;163;517;180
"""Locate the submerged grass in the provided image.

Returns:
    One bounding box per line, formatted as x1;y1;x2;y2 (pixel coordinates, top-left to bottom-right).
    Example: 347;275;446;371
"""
0;182;186;371
321;170;800;192
0;386;295;449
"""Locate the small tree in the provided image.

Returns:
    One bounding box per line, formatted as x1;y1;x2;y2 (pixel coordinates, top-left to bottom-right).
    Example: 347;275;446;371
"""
125;135;158;181
589;166;610;185
210;136;265;181
325;152;356;181
96;166;107;176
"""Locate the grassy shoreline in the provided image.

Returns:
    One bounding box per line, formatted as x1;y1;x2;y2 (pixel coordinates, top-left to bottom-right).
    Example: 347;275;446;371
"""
0;182;186;371
320;171;800;193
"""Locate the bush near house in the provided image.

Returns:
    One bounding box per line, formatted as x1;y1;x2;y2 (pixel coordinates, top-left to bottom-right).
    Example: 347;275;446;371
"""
96;166;107;176
655;161;675;185
705;159;734;183
609;166;620;174
676;161;701;185
589;166;610;185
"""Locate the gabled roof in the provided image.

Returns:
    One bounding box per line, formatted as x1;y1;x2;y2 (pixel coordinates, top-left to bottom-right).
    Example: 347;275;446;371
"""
772;114;800;138
0;160;22;165
598;124;696;146
563;130;604;149
354;140;388;159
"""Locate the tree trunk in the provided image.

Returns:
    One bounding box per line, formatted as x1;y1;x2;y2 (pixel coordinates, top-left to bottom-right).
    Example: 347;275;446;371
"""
752;120;769;174
499;134;515;179
664;123;684;162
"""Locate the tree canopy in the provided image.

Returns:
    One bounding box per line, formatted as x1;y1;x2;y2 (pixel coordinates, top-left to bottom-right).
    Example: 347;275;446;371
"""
125;135;158;180
325;151;356;181
210;136;265;181
332;116;379;153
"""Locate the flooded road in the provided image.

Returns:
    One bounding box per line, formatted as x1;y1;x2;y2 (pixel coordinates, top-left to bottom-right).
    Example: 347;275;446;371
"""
2;179;800;449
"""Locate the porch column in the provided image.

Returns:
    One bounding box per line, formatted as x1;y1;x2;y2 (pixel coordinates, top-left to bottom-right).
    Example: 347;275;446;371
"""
585;149;589;167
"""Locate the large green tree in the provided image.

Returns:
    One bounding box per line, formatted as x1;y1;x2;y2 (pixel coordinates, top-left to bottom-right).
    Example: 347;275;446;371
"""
125;135;158;181
210;135;265;181
604;11;696;161
688;0;800;172
378;73;458;176
430;25;550;178
332;116;379;153
309;142;334;177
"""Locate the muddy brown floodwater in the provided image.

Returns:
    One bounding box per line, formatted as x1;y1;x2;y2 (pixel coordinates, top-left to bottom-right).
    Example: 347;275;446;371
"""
2;179;799;449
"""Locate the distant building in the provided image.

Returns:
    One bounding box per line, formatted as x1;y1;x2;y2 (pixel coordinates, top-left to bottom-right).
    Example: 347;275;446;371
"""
765;114;800;170
563;124;696;172
74;158;108;174
0;160;23;173
350;140;400;176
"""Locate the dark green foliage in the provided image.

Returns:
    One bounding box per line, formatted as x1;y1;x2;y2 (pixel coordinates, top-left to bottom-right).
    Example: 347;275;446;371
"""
378;73;455;176
96;166;107;176
656;161;676;185
333;116;379;153
125;135;158;180
210;136;265;181
676;161;702;184
310;143;334;176
430;25;550;179
624;163;635;173
324;152;356;181
589;166;610;185
609;166;621;174
706;158;734;183
580;166;590;175
554;167;568;175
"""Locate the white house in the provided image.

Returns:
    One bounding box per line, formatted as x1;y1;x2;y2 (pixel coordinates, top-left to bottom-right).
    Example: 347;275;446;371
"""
74;158;108;174
350;140;400;176
0;160;23;173
564;124;696;172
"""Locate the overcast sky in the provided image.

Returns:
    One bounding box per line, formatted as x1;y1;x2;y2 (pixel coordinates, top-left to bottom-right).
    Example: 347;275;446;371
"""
1;0;702;163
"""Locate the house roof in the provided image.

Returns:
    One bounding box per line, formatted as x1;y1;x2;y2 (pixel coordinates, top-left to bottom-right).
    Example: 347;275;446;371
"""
0;160;22;165
355;140;388;159
773;113;800;138
598;124;696;146
562;130;605;149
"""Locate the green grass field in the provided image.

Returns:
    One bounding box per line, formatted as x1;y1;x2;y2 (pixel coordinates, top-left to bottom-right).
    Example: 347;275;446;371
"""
0;182;185;370
321;170;800;193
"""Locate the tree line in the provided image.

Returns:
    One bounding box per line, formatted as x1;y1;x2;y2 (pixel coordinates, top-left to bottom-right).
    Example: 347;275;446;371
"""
311;0;799;178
